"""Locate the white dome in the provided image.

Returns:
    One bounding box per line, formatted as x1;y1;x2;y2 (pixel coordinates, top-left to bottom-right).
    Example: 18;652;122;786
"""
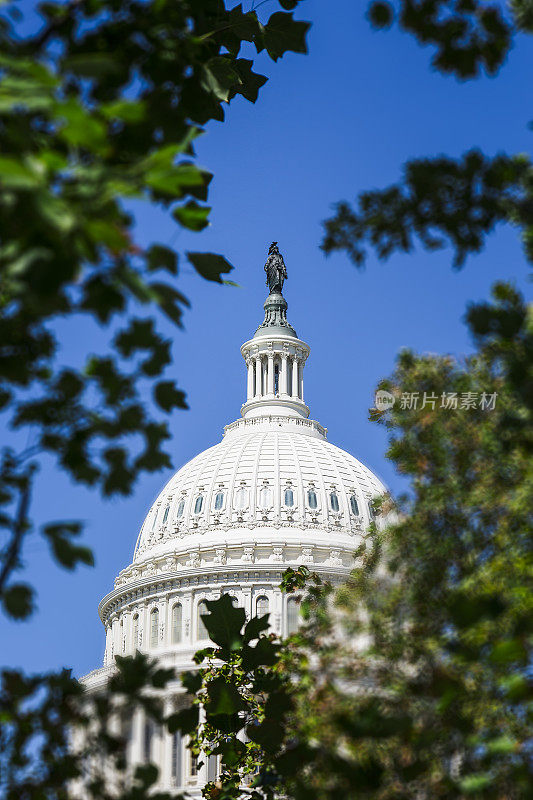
133;416;385;564
85;253;389;798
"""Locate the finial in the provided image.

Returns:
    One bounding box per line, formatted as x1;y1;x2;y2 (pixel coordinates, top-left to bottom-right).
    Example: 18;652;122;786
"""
264;241;287;295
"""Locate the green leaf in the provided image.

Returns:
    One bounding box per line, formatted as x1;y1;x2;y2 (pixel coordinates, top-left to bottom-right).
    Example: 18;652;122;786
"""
173;201;211;231
62;53;117;78
192;646;215;664
186;251;234;283
55;100;108;152
205;677;248;716
243;612;270;642
202;594;246;650
367;2;394;29
211;738;246;768
167;705;199;734
489;638;526;664
2;584;35;619
146;163;212;201
100;100;147;122
153;381;188;412
233;59;268;102
459;773;493;793
43;522;94;570
261;12;310;61
181;671;202;694
146;244;178;275
0;157;41;188
242;637;279;669
201;56;241;102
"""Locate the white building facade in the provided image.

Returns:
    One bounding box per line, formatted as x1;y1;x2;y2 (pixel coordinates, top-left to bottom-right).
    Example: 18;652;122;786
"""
83;266;386;794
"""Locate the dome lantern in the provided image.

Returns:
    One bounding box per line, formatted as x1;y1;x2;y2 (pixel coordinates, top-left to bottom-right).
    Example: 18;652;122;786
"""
240;243;310;420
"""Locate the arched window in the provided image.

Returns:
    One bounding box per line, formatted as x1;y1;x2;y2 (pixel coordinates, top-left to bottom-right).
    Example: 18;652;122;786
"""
171;604;182;644
259;486;273;508
284;488;294;507
368;500;374;519
274;363;279;394
162;505;170;524
132;614;139;649
143;719;153;762
350;495;359;516
307;489;317;509
197;601;208;640
256;595;269;618
176;499;185;518
287;597;300;635
194;495;204;514
214;492;224;511
330;492;339;512
190;752;198;777
150;607;159;648
120;710;133;763
234;487;248;510
171;730;181;782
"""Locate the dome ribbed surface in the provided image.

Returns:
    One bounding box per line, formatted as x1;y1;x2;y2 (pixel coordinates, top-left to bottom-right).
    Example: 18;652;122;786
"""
134;421;385;561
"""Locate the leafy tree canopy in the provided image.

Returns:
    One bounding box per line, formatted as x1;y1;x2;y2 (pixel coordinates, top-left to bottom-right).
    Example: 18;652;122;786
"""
323;1;533;270
0;0;310;618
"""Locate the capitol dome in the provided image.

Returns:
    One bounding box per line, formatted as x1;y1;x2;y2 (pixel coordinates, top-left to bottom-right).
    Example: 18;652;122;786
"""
131;418;384;568
83;244;386;794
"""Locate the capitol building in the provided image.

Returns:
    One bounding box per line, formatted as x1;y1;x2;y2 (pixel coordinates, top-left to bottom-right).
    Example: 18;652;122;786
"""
83;245;386;794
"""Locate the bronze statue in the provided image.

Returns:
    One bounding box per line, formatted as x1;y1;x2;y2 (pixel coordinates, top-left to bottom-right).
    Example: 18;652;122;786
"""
264;241;287;294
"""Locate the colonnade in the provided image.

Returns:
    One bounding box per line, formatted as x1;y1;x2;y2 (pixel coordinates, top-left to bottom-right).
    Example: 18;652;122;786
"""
246;352;303;401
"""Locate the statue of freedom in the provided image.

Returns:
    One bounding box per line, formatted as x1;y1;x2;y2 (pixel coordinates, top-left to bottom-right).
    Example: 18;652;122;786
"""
264;242;287;294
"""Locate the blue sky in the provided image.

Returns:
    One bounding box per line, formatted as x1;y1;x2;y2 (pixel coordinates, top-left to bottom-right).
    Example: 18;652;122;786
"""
3;0;532;678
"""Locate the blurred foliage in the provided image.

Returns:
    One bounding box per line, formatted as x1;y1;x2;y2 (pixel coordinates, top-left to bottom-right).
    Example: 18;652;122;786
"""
242;285;531;799
182;288;531;799
2;1;532;799
323;1;533;268
0;0;310;618
0;652;182;800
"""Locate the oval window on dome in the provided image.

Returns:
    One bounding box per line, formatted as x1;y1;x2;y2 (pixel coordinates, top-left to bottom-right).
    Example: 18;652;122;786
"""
194;495;204;514
307;489;318;509
162;505;170;524
259;486;273;508
284;488;294;507
214;491;224;511
330;492;339;512
234;487;248;510
176;499;185;518
350;495;359;516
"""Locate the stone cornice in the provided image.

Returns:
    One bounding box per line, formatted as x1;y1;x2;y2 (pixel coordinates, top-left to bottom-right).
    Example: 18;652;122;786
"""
100;561;352;626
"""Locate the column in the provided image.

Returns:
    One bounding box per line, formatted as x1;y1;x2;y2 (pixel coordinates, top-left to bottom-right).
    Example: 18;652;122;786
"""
299;360;304;401
130;706;144;766
112;616;120;659
159;699;173;789
246;359;254;400
291;358;299;399
123;610;131;653
104;624;112;665
254;357;262;397
280;354;288;395
267;353;274;395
